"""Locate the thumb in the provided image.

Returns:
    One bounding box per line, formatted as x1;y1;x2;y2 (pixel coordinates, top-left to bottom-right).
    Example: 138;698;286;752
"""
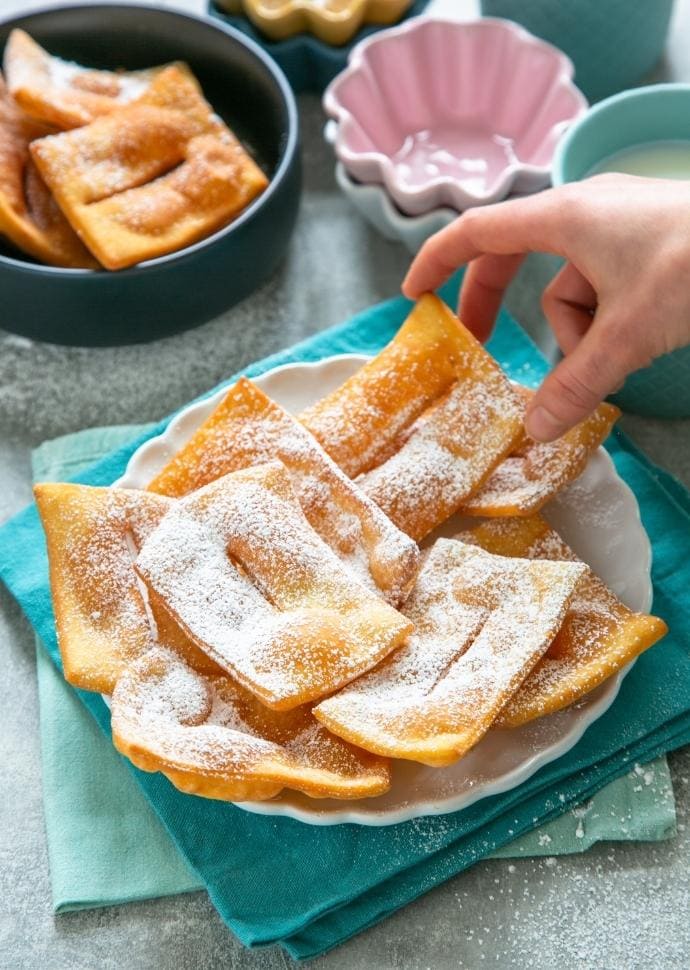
525;318;644;441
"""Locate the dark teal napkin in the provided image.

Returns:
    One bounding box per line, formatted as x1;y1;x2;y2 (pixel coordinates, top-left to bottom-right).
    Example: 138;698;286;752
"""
2;276;690;960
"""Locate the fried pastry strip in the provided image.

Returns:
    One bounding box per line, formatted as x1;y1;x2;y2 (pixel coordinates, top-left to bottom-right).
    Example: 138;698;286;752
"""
457;515;667;726
30;65;268;269
136;462;413;710
314;539;584;765
462;390;621;517
299;294;478;477
0;78;97;267
147;377;419;606
34;482;219;693
300;295;525;540
112;646;391;802
4;28;170;129
359;363;524;541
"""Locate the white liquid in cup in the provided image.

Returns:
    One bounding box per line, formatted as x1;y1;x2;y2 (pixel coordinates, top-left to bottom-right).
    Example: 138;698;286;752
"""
587;140;690;180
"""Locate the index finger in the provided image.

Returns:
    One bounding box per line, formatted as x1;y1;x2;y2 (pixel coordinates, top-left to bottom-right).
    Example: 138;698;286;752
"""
402;190;573;299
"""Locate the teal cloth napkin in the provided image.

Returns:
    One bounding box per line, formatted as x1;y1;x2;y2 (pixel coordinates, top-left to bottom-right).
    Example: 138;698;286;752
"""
33;426;203;911
33;428;677;913
3;276;690;960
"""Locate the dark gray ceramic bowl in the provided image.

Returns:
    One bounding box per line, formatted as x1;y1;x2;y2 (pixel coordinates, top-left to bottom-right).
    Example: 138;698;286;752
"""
0;3;301;346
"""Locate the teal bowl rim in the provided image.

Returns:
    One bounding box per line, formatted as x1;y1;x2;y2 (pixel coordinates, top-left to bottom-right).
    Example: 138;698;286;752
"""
552;82;690;186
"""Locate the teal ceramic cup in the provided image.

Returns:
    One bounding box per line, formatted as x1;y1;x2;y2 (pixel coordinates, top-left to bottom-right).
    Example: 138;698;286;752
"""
552;84;690;419
479;0;674;102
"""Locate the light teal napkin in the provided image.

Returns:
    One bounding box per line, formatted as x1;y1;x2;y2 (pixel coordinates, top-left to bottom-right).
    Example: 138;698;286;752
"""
33;423;676;913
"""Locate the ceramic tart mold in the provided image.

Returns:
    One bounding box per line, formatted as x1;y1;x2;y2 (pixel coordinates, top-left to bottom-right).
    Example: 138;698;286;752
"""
324;16;588;215
335;160;455;252
333;162;536;253
216;0;414;46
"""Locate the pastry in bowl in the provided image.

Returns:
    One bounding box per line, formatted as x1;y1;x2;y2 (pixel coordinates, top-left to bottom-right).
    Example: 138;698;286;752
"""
4;28;170;129
0;77;96;268
0;32;269;270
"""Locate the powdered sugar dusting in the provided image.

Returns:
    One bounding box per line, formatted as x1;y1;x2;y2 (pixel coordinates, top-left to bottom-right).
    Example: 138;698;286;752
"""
135;463;411;708
48;60;151;104
36;483;172;691
137;506;273;663
299;296;467;477
315;539;584;764
66;489;153;636
464;400;620;516
147;378;420;606
111;646;391;800
360;364;524;541
458;516;666;727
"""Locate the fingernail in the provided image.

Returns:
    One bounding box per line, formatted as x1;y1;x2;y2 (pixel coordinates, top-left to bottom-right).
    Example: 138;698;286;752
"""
526;405;565;442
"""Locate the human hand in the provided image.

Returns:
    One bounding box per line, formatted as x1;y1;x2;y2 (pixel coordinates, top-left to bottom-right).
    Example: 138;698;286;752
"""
402;174;690;441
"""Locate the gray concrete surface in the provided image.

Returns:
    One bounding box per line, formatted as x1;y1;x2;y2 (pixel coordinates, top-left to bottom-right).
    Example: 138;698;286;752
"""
3;1;690;967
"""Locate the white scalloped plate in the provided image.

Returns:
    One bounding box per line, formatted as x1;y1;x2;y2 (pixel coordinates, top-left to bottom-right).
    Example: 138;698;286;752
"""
115;355;652;826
